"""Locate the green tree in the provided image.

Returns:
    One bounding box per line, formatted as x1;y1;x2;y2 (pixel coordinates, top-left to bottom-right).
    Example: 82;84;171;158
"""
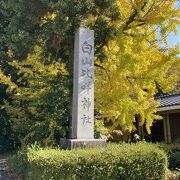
0;0;179;146
0;0;119;146
1;47;70;146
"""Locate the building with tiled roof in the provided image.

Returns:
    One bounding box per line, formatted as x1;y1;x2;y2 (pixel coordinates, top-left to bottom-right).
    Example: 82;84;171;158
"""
148;93;180;143
157;94;180;112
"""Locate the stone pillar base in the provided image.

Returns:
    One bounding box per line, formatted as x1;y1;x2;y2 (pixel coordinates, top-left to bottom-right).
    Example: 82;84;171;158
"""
59;139;106;149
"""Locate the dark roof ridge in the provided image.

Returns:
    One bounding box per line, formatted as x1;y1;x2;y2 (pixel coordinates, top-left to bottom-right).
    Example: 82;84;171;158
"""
156;93;180;99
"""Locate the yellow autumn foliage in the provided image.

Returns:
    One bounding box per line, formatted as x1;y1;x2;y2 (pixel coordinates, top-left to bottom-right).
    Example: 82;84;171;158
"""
95;0;180;134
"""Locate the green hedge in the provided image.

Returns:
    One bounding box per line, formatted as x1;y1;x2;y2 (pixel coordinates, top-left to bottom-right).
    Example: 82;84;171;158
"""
169;150;180;169
8;142;167;180
158;143;180;169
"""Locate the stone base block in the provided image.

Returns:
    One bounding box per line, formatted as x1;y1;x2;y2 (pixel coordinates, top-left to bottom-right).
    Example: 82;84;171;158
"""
59;139;106;149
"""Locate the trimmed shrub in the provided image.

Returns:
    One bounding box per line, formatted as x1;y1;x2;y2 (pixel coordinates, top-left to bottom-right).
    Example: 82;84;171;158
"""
8;142;167;180
169;150;180;169
158;143;180;169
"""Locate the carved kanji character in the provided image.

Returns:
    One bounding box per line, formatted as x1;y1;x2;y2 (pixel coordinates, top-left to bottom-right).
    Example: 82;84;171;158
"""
82;41;92;55
80;69;92;79
81;97;91;111
82;57;93;66
81;114;91;124
81;81;92;93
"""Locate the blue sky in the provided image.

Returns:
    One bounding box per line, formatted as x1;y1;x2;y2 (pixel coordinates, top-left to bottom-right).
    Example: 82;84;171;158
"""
167;1;180;47
167;26;180;47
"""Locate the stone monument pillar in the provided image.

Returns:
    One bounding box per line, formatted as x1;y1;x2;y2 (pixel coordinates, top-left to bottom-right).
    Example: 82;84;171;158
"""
72;26;94;139
61;27;106;149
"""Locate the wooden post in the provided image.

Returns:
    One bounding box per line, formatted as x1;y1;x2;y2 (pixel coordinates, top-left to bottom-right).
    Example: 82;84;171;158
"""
166;114;172;143
163;114;168;143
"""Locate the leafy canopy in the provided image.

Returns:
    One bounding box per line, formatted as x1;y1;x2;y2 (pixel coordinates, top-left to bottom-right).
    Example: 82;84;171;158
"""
95;0;180;134
0;0;179;146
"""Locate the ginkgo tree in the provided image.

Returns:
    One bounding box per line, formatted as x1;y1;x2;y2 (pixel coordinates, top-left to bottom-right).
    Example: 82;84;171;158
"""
95;0;180;135
0;0;179;147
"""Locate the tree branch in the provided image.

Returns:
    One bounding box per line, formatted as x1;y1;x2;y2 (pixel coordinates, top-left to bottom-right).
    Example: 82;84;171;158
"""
122;1;147;32
94;63;106;71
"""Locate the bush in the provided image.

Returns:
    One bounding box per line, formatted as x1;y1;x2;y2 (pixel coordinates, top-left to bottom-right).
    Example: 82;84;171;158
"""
169;150;180;169
8;142;167;180
0;109;17;153
158;143;180;170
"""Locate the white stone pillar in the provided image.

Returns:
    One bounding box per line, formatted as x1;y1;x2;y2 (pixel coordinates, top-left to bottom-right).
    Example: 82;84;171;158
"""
72;27;94;139
60;27;106;149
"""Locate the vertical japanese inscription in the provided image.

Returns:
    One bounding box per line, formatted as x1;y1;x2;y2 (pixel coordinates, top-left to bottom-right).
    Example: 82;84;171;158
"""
72;27;94;139
79;31;94;130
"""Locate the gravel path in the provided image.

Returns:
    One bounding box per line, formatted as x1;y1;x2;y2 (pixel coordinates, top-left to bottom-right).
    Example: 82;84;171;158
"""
0;158;11;180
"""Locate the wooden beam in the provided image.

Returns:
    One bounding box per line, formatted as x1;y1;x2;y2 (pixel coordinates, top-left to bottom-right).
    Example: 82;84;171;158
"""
157;105;180;112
